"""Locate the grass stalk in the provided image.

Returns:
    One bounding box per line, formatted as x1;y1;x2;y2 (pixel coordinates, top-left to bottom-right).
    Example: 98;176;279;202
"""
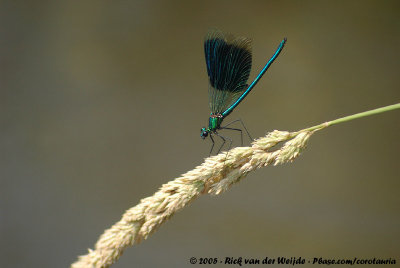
71;103;400;268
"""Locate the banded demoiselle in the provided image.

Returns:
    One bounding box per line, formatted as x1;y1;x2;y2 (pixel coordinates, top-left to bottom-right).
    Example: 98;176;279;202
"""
200;30;287;154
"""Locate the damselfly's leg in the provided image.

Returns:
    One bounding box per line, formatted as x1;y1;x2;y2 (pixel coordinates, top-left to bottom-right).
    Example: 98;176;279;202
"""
222;119;253;142
221;127;243;146
214;132;233;155
209;134;215;156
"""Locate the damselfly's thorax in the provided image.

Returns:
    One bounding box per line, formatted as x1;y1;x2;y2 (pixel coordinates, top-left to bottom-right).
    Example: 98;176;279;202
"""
200;113;224;139
209;113;224;131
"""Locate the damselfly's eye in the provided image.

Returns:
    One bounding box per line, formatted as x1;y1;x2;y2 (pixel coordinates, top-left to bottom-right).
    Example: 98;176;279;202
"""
200;130;208;139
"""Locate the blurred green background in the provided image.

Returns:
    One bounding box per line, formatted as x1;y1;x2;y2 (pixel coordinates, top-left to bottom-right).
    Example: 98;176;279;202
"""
1;1;399;267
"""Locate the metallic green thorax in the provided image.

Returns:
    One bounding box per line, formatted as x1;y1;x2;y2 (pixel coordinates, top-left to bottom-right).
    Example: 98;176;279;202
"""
208;114;224;132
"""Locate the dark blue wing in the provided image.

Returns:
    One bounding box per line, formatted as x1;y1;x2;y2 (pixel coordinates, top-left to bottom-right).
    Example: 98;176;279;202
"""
204;30;252;115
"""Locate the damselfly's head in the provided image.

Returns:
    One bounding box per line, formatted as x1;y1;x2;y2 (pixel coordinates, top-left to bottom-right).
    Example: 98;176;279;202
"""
200;127;209;139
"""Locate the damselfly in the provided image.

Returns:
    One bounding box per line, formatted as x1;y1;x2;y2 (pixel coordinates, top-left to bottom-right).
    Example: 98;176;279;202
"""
200;30;286;155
